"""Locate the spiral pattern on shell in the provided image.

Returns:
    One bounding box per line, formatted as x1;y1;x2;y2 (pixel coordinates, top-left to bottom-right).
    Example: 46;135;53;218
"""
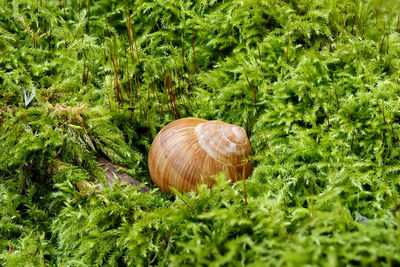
148;118;251;193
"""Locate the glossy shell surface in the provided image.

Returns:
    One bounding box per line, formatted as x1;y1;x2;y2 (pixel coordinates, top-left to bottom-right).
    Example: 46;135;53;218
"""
148;118;251;193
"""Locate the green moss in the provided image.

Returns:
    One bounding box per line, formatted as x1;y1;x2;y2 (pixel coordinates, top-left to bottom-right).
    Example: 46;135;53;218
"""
1;0;400;265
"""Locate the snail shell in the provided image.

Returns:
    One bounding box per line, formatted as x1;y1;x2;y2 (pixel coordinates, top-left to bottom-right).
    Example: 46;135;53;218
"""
148;118;251;193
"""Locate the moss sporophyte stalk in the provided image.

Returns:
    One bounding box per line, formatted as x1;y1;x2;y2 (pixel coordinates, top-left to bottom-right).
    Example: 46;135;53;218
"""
1;0;400;265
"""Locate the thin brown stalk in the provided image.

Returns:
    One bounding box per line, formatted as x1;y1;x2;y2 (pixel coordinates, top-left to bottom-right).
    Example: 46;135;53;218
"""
86;0;90;34
286;32;290;63
167;71;180;118
177;71;187;111
160;96;164;121
357;11;363;30
374;6;379;25
127;74;134;120
246;116;251;139
47;28;52;54
255;71;258;109
130;19;141;64
176;70;182;95
380;20;386;52
382;101;386;124
397;13;400;33
163;71;172;114
126;14;135;62
263;132;270;151
102;37;107;62
104;8;110;35
89;60;95;85
133;71;138;115
351;11;357;34
143;60;160;105
351;131;355;150
186;66;193;109
181;95;189;114
244;73;257;108
183;76;189;101
115;81;122;110
147;82;151;102
172;75;180;118
192;30;198;73
127;71;132;101
168;75;176;118
82;58;87;85
182;37;185;57
244;73;252;89
109;42;123;107
187;63;191;87
334;86;340;110
102;38;112;112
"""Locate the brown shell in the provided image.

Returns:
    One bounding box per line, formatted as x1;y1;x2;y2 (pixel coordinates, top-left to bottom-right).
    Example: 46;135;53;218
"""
148;117;251;193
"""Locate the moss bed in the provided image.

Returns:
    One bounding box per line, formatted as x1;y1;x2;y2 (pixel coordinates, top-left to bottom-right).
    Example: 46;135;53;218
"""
1;0;400;266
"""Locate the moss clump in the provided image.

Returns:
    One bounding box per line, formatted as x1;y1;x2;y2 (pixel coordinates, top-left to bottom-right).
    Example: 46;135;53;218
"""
1;0;400;265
